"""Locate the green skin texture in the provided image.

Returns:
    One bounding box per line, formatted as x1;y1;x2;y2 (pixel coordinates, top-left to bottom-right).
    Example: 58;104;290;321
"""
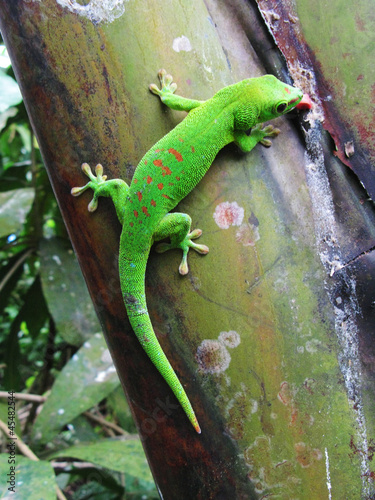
72;70;303;434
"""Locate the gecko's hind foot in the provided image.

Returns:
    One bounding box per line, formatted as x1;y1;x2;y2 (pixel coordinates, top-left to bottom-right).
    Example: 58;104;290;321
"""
179;246;209;275
155;228;209;276
149;69;177;98
186;229;210;255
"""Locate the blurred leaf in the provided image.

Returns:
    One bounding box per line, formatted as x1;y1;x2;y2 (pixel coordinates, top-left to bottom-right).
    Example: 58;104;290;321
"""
33;332;120;444
0;250;28;317
0;189;34;238
0;107;17;133
13;125;31;154
67;467;123;500
0;70;22;113
0;455;56;500
16;276;49;340
0;165;30;192
64;414;99;443
0;45;11;69
50;438;153;481
107;385;137;434
0;123;31;170
2;276;49;390
2;317;21;391
122;473;159;500
39;238;101;346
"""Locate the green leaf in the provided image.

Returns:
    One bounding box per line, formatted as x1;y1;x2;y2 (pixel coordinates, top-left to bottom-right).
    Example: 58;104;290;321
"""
39;238;101;346
2;276;49;390
14;124;31;154
16;276;49;340
63;415;99;443
65;467;124;499
0;165;30;191
0;250;28;317
32;332;120;444
0;45;11;70
0;123;31;169
49;438;153;481
0;455;56;500
107;386;137;433
0;189;34;238
0;70;22;113
2;317;21;391
0;107;17;133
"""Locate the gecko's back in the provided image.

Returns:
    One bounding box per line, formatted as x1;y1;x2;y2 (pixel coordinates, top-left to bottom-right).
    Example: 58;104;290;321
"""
122;92;235;249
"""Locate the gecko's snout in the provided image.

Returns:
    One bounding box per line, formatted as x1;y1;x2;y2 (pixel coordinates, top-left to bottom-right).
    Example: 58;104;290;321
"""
296;93;313;110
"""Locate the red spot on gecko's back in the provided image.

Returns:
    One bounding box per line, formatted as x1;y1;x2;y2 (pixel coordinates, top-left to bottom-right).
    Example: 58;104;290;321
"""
168;148;183;162
157;183;164;190
284;87;291;94
137;191;142;201
153;159;172;176
134;210;139;218
147;175;153;184
151;199;156;207
142;206;151;217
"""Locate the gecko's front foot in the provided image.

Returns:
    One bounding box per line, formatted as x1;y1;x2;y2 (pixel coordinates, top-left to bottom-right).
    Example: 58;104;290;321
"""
149;69;177;100
251;123;281;147
155;228;209;276
71;163;108;212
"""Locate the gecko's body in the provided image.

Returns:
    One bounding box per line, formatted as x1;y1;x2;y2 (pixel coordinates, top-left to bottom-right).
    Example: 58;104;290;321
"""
72;70;303;433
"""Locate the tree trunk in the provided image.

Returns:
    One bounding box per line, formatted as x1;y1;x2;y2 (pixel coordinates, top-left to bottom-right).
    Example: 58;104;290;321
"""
0;0;373;498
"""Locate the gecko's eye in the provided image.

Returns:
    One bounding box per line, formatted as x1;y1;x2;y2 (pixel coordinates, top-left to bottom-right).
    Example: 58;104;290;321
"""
275;102;288;114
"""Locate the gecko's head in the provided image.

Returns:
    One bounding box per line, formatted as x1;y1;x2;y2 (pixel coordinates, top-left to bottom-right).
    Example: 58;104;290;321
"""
233;75;304;130
255;74;303;122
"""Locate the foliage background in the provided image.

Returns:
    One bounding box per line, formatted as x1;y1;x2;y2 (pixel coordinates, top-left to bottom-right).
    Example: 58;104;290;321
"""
0;40;157;500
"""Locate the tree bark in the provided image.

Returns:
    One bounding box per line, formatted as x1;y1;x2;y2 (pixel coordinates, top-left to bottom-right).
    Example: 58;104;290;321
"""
1;0;373;498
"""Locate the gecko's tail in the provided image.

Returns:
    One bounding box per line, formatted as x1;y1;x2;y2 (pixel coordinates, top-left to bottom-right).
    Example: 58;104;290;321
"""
119;251;201;434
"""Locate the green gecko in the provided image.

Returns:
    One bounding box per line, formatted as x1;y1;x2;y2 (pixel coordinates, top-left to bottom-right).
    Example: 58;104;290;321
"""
72;69;304;434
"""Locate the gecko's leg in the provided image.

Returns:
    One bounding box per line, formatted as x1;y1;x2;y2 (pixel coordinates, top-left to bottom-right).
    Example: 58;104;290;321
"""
153;212;209;275
71;163;129;224
234;124;281;152
149;69;204;112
